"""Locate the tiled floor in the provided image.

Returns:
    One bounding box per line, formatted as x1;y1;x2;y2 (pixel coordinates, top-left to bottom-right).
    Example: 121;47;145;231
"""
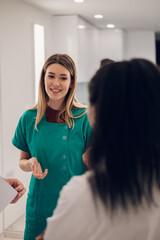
0;215;25;240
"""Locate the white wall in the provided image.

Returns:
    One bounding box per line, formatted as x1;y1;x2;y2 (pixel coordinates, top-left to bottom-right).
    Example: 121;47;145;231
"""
0;0;53;231
124;30;156;63
50;16;98;83
77;18;99;82
98;29;124;62
77;27;125;82
51;15;79;67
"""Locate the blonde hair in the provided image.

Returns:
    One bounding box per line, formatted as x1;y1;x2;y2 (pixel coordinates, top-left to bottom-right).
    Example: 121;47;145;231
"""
31;54;87;130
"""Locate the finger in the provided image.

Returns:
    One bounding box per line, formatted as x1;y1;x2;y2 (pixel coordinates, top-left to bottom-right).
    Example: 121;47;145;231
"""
15;183;24;192
33;169;48;179
37;163;43;173
18;187;26;196
33;162;43;175
10;179;22;188
33;172;47;179
31;162;40;172
11;187;26;203
16;188;26;199
30;158;43;174
33;163;39;173
33;173;43;179
10;193;19;204
37;169;48;178
32;165;42;176
41;169;48;179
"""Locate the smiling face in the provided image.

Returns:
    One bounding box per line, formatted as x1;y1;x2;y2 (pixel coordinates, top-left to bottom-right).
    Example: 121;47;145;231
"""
44;63;72;110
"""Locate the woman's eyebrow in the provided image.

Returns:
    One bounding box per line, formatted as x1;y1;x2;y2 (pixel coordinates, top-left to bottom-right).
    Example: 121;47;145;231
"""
48;72;55;75
47;72;67;76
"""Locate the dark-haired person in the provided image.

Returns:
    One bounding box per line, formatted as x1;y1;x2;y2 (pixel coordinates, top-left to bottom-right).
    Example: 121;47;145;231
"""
39;59;160;240
83;58;115;168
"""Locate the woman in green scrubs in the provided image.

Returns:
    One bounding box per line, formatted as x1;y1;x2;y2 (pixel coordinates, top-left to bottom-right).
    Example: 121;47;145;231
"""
12;54;91;239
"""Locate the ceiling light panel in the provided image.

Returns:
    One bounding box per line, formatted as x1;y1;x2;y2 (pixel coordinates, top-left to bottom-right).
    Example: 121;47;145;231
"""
106;24;115;28
74;0;84;3
94;14;103;19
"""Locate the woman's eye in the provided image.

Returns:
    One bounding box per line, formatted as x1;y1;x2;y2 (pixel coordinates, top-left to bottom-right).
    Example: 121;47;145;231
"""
61;77;67;80
48;75;54;79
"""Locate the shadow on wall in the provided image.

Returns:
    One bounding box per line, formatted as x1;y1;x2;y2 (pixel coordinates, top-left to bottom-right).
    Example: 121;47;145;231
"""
76;82;88;105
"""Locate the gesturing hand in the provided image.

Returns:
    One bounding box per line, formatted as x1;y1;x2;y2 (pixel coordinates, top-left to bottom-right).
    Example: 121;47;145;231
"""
30;157;48;179
4;178;26;204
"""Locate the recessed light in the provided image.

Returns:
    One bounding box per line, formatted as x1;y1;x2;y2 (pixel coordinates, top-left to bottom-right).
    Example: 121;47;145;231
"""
94;14;103;19
78;25;86;29
106;24;115;29
74;0;84;3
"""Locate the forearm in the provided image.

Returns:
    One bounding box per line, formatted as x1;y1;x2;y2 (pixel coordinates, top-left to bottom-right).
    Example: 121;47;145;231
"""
19;159;32;172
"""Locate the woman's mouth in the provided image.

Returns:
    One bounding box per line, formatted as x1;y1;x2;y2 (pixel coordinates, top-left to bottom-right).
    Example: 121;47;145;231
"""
50;88;61;93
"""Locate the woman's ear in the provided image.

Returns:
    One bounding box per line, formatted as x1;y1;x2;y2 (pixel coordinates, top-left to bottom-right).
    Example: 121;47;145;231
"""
69;80;73;89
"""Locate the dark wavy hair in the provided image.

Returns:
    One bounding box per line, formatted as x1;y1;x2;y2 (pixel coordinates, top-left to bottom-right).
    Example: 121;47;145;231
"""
88;59;160;211
100;58;115;68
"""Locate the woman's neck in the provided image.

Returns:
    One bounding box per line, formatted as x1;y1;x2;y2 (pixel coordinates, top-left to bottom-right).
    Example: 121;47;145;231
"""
48;100;64;110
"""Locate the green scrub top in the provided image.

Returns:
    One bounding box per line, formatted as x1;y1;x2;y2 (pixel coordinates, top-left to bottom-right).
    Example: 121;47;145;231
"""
12;108;91;239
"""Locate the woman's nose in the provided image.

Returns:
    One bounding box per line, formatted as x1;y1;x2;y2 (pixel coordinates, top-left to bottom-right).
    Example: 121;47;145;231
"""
52;77;60;86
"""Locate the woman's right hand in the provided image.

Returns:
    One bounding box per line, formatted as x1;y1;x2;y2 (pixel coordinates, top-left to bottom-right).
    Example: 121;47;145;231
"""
29;157;48;179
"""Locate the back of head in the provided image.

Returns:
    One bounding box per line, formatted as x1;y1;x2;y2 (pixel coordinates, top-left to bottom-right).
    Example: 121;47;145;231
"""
88;59;160;211
100;58;115;68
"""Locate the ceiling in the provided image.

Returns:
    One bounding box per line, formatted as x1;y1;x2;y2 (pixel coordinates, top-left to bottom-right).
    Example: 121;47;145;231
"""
23;0;160;31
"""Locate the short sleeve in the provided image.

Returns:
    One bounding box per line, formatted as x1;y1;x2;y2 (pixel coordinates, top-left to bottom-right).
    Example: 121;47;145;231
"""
12;112;30;152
